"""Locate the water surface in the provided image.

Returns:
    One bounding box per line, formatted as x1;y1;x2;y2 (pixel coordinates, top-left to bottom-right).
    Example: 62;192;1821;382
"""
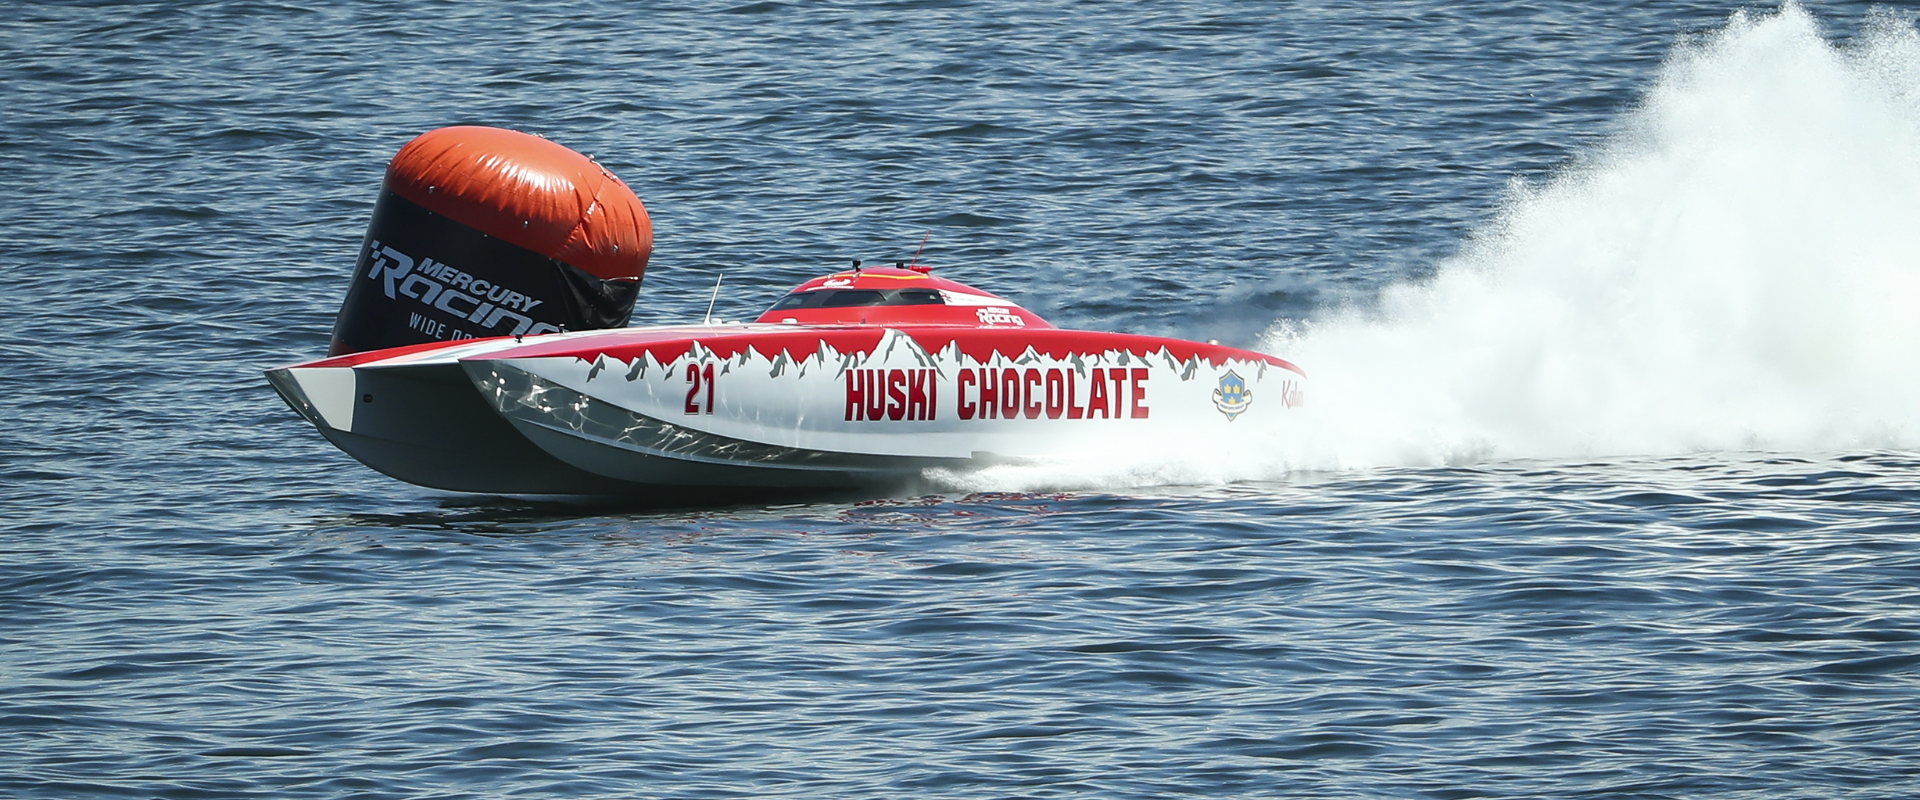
4;1;1920;797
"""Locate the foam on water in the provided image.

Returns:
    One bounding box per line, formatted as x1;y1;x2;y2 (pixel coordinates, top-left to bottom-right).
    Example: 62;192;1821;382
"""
935;3;1920;491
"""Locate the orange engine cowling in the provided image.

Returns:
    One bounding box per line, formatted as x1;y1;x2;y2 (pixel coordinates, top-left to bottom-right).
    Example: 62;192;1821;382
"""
328;126;653;356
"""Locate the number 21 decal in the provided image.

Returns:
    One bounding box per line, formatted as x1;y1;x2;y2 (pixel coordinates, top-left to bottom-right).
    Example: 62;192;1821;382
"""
684;362;716;414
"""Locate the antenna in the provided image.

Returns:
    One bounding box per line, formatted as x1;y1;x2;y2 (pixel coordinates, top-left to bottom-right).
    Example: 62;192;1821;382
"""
907;231;932;272
702;271;724;324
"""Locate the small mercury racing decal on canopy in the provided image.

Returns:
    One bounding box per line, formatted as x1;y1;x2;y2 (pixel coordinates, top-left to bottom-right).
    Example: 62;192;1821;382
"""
975;307;1025;327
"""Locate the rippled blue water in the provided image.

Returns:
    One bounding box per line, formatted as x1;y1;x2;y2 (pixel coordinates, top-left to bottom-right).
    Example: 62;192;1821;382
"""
6;1;1920;797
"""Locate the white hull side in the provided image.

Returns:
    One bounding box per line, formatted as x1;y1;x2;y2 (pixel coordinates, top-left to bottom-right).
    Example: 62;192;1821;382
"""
472;328;1304;484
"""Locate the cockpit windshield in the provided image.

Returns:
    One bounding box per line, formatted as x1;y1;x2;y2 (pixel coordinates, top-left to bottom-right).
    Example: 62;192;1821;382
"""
767;288;945;311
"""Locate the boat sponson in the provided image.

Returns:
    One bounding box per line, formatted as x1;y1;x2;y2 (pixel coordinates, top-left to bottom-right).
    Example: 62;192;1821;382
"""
266;362;639;495
466;360;974;488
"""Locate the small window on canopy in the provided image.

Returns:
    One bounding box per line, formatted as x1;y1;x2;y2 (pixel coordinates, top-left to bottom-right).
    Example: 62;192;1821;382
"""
765;288;948;312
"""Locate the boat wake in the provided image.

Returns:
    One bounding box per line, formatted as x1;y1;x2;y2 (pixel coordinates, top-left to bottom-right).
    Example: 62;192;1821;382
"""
937;3;1920;492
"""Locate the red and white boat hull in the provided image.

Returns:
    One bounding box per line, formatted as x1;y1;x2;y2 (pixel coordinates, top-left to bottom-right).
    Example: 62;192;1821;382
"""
268;323;1305;495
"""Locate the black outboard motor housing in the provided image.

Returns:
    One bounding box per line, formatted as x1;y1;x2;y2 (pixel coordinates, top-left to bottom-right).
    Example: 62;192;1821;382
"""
328;126;652;356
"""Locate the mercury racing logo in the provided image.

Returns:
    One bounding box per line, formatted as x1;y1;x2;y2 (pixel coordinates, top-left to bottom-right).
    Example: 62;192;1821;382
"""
976;307;1025;327
364;241;560;338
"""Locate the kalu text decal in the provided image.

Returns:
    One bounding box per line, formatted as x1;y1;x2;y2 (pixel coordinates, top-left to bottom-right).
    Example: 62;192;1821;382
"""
843;366;1152;422
365;241;558;338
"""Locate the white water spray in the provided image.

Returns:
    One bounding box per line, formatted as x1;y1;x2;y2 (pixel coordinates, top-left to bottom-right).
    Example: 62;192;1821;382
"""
1278;4;1920;470
940;4;1920;491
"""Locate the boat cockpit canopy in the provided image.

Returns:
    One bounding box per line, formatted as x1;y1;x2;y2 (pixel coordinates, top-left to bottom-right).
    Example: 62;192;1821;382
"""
751;266;1053;328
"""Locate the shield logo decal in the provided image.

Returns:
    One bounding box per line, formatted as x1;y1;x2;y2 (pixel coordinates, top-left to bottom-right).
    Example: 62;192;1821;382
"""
1212;370;1252;420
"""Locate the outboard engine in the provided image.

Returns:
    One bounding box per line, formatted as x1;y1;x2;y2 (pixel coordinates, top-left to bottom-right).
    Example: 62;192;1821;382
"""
328;126;653;356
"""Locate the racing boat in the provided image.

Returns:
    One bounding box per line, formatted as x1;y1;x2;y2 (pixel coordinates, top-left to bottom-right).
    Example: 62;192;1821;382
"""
266;126;1305;496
